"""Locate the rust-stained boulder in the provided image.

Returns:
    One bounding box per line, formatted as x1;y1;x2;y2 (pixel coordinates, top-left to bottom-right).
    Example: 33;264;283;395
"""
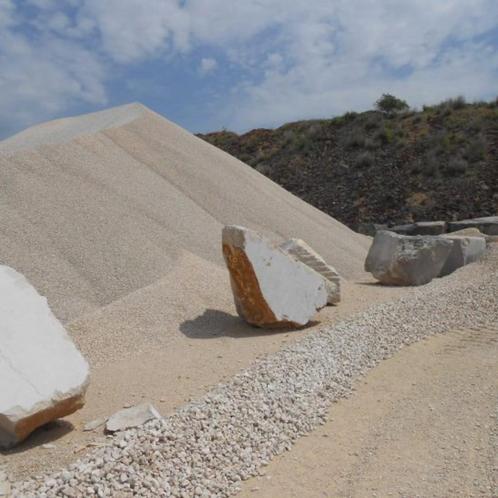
0;266;89;449
222;226;327;327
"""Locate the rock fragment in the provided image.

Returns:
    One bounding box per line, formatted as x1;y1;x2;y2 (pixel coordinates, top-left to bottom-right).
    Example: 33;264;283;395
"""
0;266;89;449
413;221;447;235
439;235;487;276
389;223;416;235
365;231;453;285
222;226;327;327
448;216;498;236
357;223;388;237
446;227;488;239
106;403;161;432
280;238;340;304
83;418;107;432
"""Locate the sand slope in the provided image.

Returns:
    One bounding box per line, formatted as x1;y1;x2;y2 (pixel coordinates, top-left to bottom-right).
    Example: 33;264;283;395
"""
0;103;368;322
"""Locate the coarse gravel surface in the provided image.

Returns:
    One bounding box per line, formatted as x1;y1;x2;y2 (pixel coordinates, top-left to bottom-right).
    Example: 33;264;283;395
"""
11;247;498;498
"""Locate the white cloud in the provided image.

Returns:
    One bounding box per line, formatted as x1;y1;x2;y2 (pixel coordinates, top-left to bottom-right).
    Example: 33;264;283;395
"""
199;57;218;75
199;0;498;130
1;0;497;137
0;0;15;28
225;41;498;131
0;16;106;137
78;0;190;62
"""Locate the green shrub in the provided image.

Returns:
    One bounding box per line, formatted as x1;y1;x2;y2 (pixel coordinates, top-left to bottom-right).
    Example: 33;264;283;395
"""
375;125;396;144
343;111;359;121
282;129;295;144
465;119;483;134
420;152;440;177
437;96;466;112
345;129;366;148
363;113;383;131
449;96;466;110
291;134;310;152
375;93;409;114
463;137;486;163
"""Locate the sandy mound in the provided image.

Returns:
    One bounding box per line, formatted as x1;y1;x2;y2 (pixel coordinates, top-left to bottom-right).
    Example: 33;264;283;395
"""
0;103;368;322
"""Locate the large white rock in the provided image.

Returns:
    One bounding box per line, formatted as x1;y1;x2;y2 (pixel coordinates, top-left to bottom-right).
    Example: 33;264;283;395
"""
0;266;89;448
222;226;328;327
364;231;454;286
439;235;487;276
280;238;341;305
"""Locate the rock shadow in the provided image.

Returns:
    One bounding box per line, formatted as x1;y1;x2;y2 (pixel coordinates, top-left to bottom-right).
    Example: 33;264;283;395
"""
357;280;406;288
180;309;317;339
0;420;74;455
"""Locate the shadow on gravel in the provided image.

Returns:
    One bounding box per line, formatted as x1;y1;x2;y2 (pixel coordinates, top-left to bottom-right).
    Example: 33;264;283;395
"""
357;281;411;288
180;309;317;339
0;420;74;456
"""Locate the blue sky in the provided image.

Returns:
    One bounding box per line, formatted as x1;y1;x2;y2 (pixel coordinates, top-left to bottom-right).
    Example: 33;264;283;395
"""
1;0;498;139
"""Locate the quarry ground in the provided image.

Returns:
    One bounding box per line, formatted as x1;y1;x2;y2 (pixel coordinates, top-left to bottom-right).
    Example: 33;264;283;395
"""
239;324;498;498
4;254;498;498
3;276;407;481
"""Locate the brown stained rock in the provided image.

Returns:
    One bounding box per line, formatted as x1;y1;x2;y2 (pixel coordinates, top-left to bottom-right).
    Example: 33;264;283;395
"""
223;243;290;328
13;395;86;444
222;226;327;328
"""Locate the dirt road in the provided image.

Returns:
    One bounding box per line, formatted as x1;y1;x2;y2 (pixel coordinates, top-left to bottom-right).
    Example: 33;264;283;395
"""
239;325;498;498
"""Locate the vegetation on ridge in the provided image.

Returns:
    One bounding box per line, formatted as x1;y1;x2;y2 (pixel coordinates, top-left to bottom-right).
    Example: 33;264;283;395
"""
199;96;498;230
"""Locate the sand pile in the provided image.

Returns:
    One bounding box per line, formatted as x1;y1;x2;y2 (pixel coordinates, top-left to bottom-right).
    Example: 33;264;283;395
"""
0;103;368;323
0;104;374;479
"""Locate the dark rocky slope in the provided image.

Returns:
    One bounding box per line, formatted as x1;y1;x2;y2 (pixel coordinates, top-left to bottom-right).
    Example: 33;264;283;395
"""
199;99;498;230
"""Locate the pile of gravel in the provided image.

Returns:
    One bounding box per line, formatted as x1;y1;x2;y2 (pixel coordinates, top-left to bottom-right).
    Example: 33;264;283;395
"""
13;250;498;498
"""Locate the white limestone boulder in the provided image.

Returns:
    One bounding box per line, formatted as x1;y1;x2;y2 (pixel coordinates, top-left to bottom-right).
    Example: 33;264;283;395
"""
439;235;487;276
364;231;454;286
280;238;341;305
222;226;327;327
0;266;89;449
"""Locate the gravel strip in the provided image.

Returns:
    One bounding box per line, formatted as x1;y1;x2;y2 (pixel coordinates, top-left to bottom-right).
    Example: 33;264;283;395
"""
13;250;498;498
489;402;498;496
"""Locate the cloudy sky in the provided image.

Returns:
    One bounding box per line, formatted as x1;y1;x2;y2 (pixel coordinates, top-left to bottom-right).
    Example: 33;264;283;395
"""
1;0;498;139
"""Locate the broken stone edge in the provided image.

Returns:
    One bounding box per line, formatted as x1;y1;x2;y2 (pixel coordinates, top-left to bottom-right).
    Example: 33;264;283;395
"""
279;238;341;305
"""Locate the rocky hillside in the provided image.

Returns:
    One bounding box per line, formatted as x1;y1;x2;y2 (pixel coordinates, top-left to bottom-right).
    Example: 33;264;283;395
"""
199;98;498;230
